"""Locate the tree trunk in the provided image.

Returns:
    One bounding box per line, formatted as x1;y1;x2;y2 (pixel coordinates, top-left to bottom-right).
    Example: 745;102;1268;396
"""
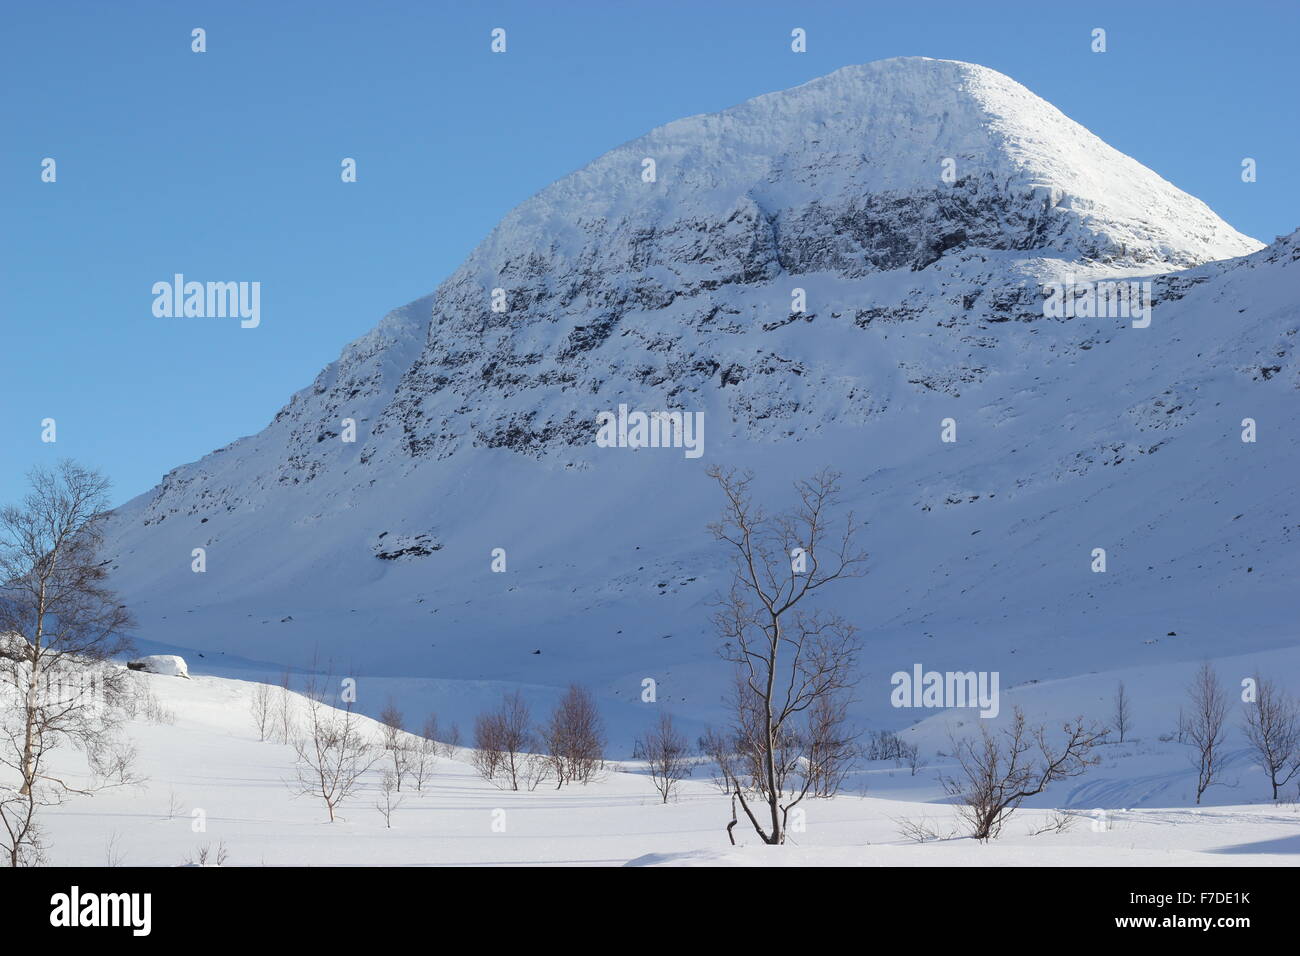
19;651;39;796
19;597;46;797
764;617;781;844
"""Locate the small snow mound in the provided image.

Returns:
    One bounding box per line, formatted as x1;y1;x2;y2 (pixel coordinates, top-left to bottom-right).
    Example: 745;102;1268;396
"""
127;655;190;678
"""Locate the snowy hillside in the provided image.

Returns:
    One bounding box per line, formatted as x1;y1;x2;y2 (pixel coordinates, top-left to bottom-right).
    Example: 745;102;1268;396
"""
99;57;1295;753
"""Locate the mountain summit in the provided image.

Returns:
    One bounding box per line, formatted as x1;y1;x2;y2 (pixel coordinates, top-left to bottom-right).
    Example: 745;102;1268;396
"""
474;56;1257;281
104;59;1289;742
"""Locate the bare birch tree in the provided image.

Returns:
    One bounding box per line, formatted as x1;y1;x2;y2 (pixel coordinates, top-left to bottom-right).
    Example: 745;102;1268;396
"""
275;668;295;744
289;671;378;822
699;726;738;794
250;681;272;741
472;691;533;791
639;711;691;804
440;721;462;759
1186;662;1228;805
406;715;440;792
0;461;135;866
1112;680;1131;744
378;698;408;791
1242;672;1299;801
542;684;605;787
471;712;504;782
942;706;1107;840
375;772;402;828
706;466;866;845
803;686;859;797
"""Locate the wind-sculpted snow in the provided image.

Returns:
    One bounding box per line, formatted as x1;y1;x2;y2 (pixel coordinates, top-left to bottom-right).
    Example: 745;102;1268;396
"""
102;60;1294;740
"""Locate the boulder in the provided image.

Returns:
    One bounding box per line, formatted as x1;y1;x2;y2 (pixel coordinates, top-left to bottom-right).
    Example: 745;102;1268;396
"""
126;654;190;678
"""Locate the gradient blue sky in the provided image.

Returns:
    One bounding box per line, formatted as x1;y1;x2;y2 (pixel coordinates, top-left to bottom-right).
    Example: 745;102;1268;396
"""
2;0;1297;508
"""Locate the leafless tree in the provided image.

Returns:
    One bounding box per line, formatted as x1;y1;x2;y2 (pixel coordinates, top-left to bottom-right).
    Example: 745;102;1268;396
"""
706;466;866;844
698;726;738;794
136;679;175;725
184;841;229;866
865;727;923;774
378;698;408;791
1242;672;1299;801
250;681;273;741
1112;680;1131;744
472;691;533;791
406;715;440;792
1186;662;1228;805
1028;809;1078;836
441;721;462;759
0;461;136;866
103;829;126;867
894;814;955;843
904;739;926;777
803;687;859;797
521;752;551;792
288;671;378;821
0;789;45;867
941;706;1107;840
89;738;144;787
375;772;402;828
275;668;295;744
471;712;504;782
865;729;910;763
421;713;440;741
542;684;605;787
639;711;692;804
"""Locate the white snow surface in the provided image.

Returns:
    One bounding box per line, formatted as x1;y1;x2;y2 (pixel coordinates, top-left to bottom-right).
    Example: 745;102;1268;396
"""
33;667;1300;866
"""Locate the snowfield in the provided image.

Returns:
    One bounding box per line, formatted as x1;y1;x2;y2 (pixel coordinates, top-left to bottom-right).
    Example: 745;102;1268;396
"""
34;667;1300;867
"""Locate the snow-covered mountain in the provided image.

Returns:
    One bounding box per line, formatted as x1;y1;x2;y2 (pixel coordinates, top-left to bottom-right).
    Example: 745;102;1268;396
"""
103;58;1294;745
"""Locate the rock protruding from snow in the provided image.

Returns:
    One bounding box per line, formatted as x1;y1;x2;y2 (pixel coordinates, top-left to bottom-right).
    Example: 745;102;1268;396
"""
127;655;190;679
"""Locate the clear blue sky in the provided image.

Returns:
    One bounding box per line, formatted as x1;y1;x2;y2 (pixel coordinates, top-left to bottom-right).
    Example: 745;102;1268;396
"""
2;0;1296;509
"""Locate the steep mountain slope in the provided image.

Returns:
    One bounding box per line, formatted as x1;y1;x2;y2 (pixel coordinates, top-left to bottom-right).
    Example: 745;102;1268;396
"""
102;58;1293;744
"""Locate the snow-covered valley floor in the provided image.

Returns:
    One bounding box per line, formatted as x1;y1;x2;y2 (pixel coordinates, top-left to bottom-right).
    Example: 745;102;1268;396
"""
34;668;1300;867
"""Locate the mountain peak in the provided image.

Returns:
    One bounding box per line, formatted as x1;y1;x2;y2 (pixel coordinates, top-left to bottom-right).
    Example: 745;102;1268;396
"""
463;56;1258;293
113;59;1272;501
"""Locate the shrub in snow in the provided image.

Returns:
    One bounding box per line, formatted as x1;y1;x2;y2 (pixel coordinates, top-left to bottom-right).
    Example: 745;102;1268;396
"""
126;655;190;679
